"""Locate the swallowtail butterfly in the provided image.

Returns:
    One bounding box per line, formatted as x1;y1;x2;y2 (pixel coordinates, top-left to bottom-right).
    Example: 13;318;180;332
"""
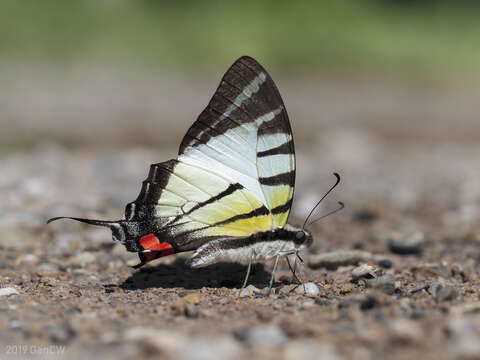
48;56;342;288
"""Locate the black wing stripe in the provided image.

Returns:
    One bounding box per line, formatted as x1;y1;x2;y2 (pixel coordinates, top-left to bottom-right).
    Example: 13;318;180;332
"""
259;170;295;186
229;66;259;86
271;198;293;215
168;204;269;239
222;78;251;96
205;108;253;147
207;107;243;128
236;59;262;80
258;113;291;136
228;66;282;122
211;205;270;227
257;139;294;157
182;183;243;216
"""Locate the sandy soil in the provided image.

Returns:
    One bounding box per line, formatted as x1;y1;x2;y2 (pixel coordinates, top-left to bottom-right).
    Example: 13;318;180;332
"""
0;136;479;360
1;71;480;359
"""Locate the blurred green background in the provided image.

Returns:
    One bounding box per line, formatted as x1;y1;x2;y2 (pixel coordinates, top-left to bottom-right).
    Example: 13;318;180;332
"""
1;0;480;148
2;0;480;76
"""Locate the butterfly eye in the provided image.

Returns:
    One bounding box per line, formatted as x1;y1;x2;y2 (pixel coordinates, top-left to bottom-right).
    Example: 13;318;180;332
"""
294;230;306;244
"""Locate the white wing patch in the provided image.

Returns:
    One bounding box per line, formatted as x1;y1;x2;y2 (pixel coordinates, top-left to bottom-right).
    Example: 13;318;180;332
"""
257;154;293;178
257;133;292;152
179;107;284;208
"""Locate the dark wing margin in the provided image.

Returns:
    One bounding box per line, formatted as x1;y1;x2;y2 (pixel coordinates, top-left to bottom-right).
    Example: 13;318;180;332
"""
178;56;292;157
125;160;176;222
177;56;296;228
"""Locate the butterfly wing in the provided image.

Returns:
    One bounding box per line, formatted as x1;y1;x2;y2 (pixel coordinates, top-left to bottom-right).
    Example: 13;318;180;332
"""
178;56;295;229
125;56;295;263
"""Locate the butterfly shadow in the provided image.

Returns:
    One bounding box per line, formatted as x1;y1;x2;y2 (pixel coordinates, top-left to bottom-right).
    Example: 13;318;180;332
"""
120;258;273;290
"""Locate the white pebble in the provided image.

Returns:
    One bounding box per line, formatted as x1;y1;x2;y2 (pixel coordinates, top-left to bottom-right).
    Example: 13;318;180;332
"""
351;263;376;280
238;288;251;298
0;287;19;297
298;282;320;298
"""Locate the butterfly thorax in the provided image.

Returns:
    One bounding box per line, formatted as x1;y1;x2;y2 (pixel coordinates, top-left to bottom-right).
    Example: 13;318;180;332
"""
252;224;312;247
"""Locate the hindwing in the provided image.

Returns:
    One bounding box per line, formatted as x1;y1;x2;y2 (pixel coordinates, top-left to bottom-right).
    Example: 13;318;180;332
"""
126;56;296;252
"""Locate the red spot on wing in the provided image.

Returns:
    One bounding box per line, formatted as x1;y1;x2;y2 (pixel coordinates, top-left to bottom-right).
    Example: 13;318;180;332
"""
139;233;160;250
139;234;175;261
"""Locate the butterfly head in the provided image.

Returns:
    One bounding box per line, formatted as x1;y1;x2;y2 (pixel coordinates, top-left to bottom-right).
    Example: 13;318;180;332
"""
293;228;312;249
282;224;312;251
293;229;313;248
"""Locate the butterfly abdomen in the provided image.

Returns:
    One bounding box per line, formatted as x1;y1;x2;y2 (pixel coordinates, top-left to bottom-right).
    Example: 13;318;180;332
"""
190;227;299;267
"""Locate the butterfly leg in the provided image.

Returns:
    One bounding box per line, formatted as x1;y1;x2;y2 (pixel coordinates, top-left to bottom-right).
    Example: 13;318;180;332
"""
242;249;256;288
286;253;302;285
297;253;308;293
268;254;281;290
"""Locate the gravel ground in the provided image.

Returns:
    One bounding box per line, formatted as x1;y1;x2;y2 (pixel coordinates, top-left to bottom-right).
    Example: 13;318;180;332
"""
1;129;479;360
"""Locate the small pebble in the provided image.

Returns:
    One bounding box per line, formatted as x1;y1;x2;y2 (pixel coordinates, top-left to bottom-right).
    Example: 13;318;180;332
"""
339;283;353;295
278;284;296;295
297;299;316;310
124;327;185;354
238;287;252;298
256;310;274;322
46;325;75;344
183;293;201;304
35;263;60;274
170;301;185;316
431;284;456;302
184;303;199;318
451;263;469;282
234;325;287;346
315;298;332;306
261;287;271;297
389;231;424;255
378;258;393;269
360;295;378;311
15;253;39;266
389;319;422;344
351;263;376;280
365;274;396;295
8;320;23;331
0;287;19;297
295;282;320;298
238;285;261;298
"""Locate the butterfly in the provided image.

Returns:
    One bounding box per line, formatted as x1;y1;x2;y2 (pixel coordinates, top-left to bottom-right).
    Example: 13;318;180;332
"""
48;56;343;289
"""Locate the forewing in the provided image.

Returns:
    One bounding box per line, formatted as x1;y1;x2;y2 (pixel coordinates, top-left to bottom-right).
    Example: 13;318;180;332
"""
178;56;295;228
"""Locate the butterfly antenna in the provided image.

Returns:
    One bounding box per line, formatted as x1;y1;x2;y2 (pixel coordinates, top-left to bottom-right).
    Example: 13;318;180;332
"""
47;216;120;229
302;172;341;229
308;201;345;226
